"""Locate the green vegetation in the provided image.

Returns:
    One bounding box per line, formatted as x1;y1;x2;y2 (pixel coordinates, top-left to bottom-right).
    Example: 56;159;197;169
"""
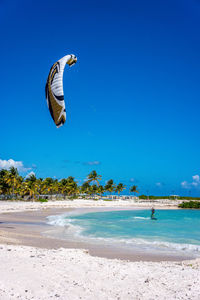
130;185;139;195
0;168;128;201
178;201;200;209
176;196;200;200
1;168;199;202
115;183;126;195
86;170;102;186
37;198;48;203
104;179;115;194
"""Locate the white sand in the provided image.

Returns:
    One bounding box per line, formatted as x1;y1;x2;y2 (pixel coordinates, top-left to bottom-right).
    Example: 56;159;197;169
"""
0;199;200;299
0;244;199;300
0;198;180;214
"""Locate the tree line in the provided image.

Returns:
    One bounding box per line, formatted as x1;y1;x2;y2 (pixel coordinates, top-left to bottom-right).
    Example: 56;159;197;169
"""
178;201;200;209
0;167;139;200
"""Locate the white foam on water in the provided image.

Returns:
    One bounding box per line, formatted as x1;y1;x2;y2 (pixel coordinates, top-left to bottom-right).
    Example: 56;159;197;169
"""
47;214;84;236
132;216;150;220
75;235;200;256
47;209;89;228
47;214;68;227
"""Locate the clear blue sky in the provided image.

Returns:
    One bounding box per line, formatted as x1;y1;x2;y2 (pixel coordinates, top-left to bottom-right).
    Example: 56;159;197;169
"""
1;0;200;195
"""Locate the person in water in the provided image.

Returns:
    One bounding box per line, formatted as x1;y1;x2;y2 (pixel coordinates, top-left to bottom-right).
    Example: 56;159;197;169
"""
151;207;155;219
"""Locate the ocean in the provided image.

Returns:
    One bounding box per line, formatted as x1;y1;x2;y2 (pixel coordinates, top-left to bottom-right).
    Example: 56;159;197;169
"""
47;209;200;257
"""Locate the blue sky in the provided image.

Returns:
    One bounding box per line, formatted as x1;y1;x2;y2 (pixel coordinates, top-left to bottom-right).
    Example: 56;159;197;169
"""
0;0;200;195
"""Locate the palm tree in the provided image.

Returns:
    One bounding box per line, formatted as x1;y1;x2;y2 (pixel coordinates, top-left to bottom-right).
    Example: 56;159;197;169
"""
26;174;37;185
5;167;20;199
59;178;68;199
86;170;102;186
65;177;79;197
90;184;98;199
97;185;104;197
52;179;60;199
42;178;54;199
81;182;91;196
69;182;79;197
20;181;30;198
36;178;43;197
0;169;10;197
59;177;79;198
20;179;39;200
115;183;126;196
15;176;23;199
130;185;139;197
0;184;3;196
104;179;115;194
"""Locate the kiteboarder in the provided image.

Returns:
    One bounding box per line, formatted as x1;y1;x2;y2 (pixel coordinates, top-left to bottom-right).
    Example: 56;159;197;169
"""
151;207;156;220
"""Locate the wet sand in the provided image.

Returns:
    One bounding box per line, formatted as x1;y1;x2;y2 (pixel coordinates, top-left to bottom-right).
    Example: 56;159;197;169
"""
0;207;193;262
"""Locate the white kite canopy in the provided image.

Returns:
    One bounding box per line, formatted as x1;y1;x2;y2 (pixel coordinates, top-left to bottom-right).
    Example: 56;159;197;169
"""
45;54;77;128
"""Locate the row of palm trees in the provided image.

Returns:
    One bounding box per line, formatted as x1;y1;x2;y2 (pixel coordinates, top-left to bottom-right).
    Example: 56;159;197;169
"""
0;168;139;200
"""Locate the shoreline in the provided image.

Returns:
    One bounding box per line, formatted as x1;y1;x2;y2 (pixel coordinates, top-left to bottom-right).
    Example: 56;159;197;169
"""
0;204;195;262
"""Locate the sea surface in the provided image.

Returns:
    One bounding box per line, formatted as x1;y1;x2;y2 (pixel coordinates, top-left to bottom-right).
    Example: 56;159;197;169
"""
47;209;200;257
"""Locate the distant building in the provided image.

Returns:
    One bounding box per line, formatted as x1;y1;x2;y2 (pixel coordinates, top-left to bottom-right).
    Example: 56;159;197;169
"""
170;195;179;200
105;195;139;201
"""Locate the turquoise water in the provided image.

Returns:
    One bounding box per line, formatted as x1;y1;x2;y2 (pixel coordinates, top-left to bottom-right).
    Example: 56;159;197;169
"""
47;209;200;256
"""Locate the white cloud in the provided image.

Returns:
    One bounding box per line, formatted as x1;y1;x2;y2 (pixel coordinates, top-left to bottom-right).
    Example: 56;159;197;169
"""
181;181;189;188
181;175;200;189
129;178;135;183
83;161;101;166
192;175;200;182
0;159;31;173
156;182;165;187
25;171;35;179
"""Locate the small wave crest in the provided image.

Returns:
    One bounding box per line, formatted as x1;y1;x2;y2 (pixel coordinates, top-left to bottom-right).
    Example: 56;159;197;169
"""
85;236;200;255
47;214;70;226
46;214;84;237
132;217;150;220
123;238;200;253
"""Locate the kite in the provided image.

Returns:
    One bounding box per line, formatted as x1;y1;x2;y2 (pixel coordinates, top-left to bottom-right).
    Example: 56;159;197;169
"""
45;54;77;127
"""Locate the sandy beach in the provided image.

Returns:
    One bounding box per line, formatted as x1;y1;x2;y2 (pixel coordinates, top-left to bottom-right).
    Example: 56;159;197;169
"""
0;200;200;299
2;0;200;298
